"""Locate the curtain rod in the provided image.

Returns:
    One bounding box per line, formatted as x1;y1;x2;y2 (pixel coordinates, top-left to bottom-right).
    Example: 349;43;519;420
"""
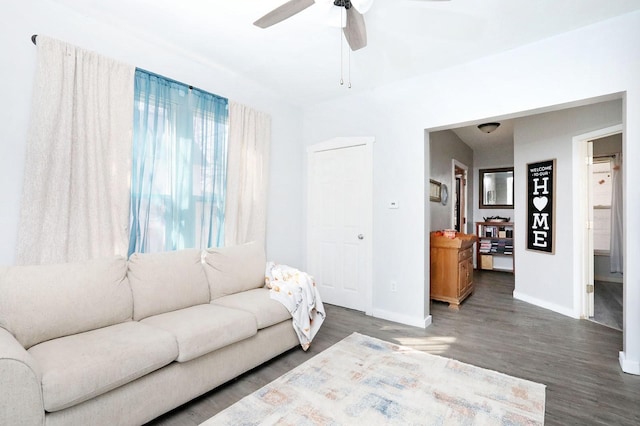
28;35;222;100
28;36;199;89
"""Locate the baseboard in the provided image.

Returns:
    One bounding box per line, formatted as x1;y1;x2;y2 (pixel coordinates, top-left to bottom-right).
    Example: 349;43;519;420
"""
371;308;432;329
424;315;433;328
512;291;579;319
492;267;514;273
619;351;640;375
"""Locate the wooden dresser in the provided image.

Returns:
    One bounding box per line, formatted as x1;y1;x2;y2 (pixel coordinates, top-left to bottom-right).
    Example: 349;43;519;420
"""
430;231;477;309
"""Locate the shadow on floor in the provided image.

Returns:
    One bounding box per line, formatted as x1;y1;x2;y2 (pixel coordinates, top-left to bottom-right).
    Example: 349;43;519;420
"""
591;280;623;331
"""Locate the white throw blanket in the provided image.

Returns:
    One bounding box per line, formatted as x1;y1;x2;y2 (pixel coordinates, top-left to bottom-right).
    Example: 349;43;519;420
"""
265;262;326;351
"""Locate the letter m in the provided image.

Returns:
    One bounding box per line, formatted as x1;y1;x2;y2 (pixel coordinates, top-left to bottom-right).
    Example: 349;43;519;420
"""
532;213;549;230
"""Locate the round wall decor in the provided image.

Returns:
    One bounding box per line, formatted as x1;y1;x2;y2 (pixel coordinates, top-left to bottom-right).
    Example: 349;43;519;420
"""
441;184;449;206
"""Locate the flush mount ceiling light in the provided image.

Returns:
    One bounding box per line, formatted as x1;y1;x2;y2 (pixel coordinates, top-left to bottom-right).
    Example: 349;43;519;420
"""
478;122;501;133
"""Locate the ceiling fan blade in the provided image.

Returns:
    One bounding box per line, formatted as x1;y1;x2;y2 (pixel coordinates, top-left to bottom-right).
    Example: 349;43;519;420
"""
343;7;367;51
253;0;315;29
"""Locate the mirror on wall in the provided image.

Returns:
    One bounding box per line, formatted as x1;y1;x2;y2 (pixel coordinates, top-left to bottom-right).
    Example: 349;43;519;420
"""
480;167;514;209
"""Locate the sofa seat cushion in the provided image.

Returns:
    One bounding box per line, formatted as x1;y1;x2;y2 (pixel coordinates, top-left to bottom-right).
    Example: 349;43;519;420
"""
27;322;178;412
211;288;291;330
141;304;258;362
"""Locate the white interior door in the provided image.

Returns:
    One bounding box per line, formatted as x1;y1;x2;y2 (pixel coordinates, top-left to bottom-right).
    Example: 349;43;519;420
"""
307;138;373;312
587;141;595;317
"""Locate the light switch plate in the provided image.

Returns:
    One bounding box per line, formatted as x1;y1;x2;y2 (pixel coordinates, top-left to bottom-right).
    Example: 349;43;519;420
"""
389;201;399;209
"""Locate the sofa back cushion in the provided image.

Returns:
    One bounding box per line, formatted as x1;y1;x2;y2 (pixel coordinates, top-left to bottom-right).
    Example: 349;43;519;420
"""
203;242;266;300
128;249;210;320
0;256;132;349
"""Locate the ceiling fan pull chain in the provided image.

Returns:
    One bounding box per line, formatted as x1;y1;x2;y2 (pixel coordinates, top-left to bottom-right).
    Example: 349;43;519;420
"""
348;45;352;88
339;8;344;86
340;46;344;85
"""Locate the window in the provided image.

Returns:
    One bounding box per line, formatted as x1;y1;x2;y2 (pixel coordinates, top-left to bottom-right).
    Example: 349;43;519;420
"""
592;158;612;252
128;70;229;255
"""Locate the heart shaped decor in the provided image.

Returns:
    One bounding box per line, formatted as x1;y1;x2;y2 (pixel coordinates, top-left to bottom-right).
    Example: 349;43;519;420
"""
533;196;548;211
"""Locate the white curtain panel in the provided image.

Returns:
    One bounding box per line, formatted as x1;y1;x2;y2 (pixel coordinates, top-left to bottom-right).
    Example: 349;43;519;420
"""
16;36;134;264
610;153;623;273
224;102;271;247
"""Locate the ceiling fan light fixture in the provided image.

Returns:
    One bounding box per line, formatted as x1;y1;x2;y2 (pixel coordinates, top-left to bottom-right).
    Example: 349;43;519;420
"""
326;5;347;27
478;122;500;134
350;0;374;13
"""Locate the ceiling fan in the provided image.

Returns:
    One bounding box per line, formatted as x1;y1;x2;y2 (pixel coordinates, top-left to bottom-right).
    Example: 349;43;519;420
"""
254;0;450;52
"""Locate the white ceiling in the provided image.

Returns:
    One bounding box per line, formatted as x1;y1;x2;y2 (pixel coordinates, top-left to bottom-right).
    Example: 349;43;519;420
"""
452;119;514;151
49;0;640;109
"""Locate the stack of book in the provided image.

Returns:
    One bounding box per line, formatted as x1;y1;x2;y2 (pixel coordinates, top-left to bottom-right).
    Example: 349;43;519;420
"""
504;242;513;255
479;239;492;254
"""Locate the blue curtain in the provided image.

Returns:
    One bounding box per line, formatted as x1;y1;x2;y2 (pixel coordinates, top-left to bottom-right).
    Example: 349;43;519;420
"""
128;69;228;255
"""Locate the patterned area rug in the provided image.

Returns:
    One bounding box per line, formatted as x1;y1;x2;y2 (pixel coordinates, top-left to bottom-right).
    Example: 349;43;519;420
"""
202;333;545;425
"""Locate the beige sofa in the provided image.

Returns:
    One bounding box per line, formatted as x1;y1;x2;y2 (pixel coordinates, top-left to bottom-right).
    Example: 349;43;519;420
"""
0;242;298;426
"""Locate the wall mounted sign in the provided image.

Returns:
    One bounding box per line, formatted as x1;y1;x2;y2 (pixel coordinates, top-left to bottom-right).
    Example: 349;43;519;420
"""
526;159;556;254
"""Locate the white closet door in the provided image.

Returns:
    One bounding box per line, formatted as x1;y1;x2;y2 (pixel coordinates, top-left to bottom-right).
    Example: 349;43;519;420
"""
307;138;373;312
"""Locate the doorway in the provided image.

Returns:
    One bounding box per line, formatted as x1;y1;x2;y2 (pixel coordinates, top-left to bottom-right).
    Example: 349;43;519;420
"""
453;160;468;233
590;133;623;329
574;125;623;329
306;137;373;313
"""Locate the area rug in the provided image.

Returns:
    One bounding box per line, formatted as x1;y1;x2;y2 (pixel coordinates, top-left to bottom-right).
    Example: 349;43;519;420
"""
202;333;545;425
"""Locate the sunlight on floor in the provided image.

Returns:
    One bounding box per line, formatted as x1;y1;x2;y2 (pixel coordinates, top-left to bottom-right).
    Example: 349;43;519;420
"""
392;336;457;355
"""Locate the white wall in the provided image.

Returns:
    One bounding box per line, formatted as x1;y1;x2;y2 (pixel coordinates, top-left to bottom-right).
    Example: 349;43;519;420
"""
429;130;473;232
0;0;304;267
512;100;623;316
303;93;429;326
303;11;640;374
473;145;514;225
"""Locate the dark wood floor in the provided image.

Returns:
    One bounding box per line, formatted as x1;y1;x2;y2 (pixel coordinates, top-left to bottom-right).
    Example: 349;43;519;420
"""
592;280;623;330
148;271;640;426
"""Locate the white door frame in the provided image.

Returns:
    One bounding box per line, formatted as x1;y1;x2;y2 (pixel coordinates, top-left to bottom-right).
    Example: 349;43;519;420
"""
451;159;469;233
572;124;623;318
306;136;374;315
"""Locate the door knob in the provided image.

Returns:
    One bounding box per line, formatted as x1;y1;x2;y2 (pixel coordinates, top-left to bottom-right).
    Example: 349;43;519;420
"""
358;234;364;240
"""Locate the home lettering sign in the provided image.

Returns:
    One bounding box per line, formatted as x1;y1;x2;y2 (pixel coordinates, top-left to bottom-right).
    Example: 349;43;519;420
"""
526;159;555;254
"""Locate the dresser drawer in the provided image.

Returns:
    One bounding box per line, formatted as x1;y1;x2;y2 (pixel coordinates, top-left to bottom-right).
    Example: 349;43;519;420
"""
458;247;472;262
